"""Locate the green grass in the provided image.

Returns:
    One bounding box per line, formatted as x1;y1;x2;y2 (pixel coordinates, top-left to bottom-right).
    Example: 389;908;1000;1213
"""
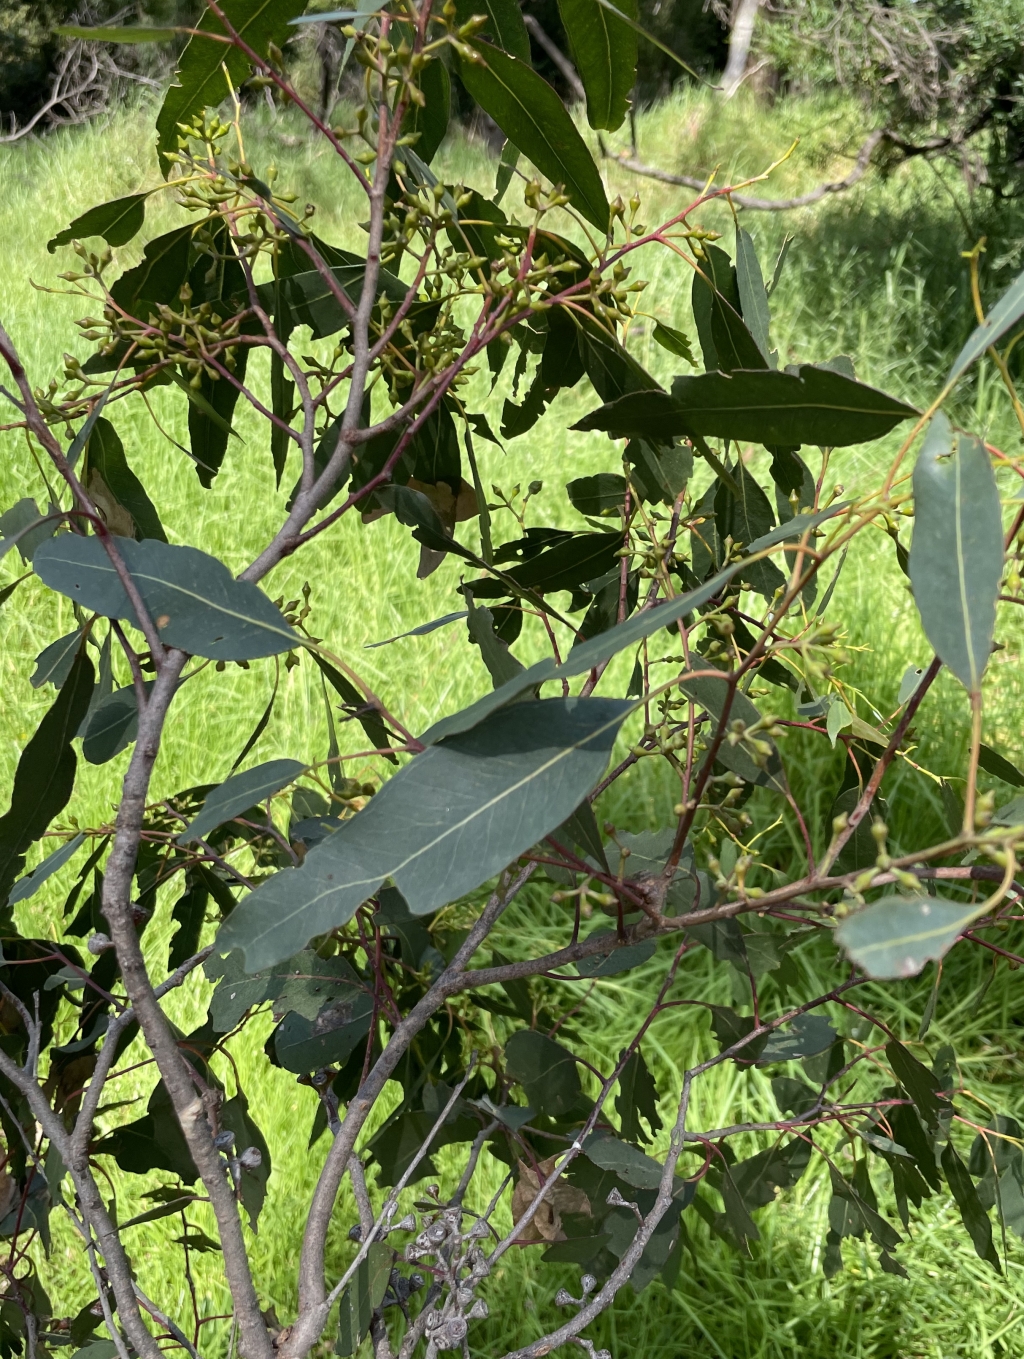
4;85;1024;1358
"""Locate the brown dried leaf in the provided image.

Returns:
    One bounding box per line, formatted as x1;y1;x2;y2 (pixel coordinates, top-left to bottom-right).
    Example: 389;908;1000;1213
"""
510;1157;591;1244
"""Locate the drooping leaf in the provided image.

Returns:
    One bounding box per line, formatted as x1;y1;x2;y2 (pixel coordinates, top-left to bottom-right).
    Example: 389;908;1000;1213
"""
109;225;193;315
558;0;637;131
155;0;309;171
456;42;610;231
220;1092;271;1230
454;0;531;60
735;228;773;365
942;1142;1001;1270
84;417;166;542
336;1243;392;1356
835;893;977;979
404;56;450;164
34;537;298;661
506;1030;581;1116
0;499;57;563
177;760;305;843
365;611;468;648
947;265;1024;387
47;193;150;253
652;321;696;365
908;414;1003;694
465;593;524;689
678;674;787;792
9;835;86;905
310;653;398;764
573;367;917;446
216;697;631;970
566;474;627;517
168;871;209;970
886;1040;946;1129
0;651;94;903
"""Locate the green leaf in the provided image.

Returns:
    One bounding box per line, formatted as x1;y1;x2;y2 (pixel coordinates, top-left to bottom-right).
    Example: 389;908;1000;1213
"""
33;537;298;661
908;413;1003;694
978;743;1024;787
177;760;305;843
84;417;167;542
336;1243;392;1356
215;697;630;970
557;0;637;131
30;630;84;690
155;0;309;171
47;193;150;253
507;531;621;594
220;1091;271;1230
405;56;450;164
942;1142;1001;1270
835;893;978;979
575;929;655;976
0;650;94;903
169;871;209;969
456;42;609;232
365;611;468;648
713;463;785;599
886;1040;945;1129
82;683;154;765
735;228;773;365
9;834;86;905
465;593;524;689
0;498;57;563
615;1048;662;1143
55;25;178;41
454;0;531;60
494;138;520;202
109;224;193;314
758;1014;835;1064
947;265;1024;387
566;474;627;517
274;989;375;1072
652;321;696;365
506;1030;581;1116
573;366;917;446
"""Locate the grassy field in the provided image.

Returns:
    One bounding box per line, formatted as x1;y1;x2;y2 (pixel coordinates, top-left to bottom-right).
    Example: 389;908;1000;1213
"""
4;85;1024;1358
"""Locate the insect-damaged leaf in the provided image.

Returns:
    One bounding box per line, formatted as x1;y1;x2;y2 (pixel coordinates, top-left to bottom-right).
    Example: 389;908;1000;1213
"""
456;42;610;231
557;0;637;132
506;1030;581;1116
572;366;916;446
615;1048;662;1143
215;697;631;970
84;417;167;543
835;893;977;979
33;537;297;661
908;413;1003;694
177;760;305;844
0;651;94;903
47;192;150;253
155;0;308;171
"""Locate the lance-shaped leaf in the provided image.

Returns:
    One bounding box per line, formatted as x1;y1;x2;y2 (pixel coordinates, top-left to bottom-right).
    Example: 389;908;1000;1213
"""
177;760;305;843
85;417;166;542
156;0;309;171
0;651;94;903
215;697;631;970
942;1142;1001;1270
33;537;297;661
947;265;1024;387
835;893;980;979
336;1244;393;1357
908;413;1003;694
47;192;150;253
678;674;787;792
558;0;637;131
31;631;84;690
9;835;86;905
735;228;773;365
456;42;609;232
573;366;917;446
421;501;847;745
454;0;531;60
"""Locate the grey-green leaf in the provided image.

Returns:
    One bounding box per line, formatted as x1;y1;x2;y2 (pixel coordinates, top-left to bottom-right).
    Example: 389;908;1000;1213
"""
82;683;153;765
456;42;610;231
178;760;305;844
835;893;977;979
678;674;787;792
947;265;1024;387
215;698;630;971
31;631;84;690
908;413;1003;694
506;1030;581;1116
47;193;149;254
735;228;773;365
33;537;298;661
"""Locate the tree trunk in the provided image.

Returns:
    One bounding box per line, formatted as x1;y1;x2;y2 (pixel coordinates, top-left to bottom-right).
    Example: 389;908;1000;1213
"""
721;0;762;97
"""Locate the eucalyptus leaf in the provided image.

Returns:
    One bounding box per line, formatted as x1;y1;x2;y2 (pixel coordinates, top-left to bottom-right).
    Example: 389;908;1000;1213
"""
9;835;86;905
835;893;979;979
908;414;1003;694
33;537;298;661
947;265;1024;387
47;193;150;253
177;760;305;843
557;0;637;131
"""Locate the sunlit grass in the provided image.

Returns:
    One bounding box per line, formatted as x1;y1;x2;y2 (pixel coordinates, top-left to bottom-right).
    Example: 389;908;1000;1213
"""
3;85;1024;1358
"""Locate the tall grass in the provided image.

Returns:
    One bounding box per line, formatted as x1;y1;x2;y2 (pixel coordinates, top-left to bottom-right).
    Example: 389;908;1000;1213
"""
3;86;1024;1357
